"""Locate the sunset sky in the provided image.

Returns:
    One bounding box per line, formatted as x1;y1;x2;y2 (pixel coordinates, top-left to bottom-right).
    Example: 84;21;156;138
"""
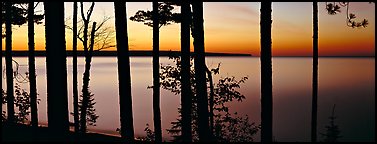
1;2;375;56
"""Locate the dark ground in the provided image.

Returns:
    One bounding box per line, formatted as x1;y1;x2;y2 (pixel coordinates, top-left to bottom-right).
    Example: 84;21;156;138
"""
2;123;126;142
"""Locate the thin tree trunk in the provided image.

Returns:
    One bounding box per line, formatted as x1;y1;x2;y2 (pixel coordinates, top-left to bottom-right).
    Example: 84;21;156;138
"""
152;1;162;142
0;4;2;119
311;2;319;142
28;1;38;128
206;67;214;135
114;2;135;142
260;2;273;142
180;0;192;142
192;1;211;142
80;22;96;133
5;1;15;124
72;1;79;133
78;1;95;133
44;1;69;140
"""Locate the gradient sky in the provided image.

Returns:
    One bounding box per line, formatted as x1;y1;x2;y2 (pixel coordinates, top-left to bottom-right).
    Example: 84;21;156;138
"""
2;2;375;56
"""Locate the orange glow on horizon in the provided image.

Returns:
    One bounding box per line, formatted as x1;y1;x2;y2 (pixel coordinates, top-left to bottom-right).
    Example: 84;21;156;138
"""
2;2;375;57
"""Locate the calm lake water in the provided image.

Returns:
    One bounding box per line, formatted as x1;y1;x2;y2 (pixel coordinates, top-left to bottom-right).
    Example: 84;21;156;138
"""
1;57;375;142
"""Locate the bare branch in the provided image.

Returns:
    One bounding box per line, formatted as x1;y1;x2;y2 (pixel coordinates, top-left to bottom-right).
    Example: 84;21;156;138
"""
80;2;87;22
87;2;95;22
94;15;112;32
34;2;40;9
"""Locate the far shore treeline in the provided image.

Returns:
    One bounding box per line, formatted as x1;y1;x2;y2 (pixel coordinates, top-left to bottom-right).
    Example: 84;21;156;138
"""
1;50;252;57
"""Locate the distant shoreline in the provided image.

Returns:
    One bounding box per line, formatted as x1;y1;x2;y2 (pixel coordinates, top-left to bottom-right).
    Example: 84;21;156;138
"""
1;51;374;57
2;50;252;57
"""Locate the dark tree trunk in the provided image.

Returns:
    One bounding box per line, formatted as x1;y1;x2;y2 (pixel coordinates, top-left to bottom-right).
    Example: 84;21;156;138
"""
78;2;94;133
260;2;273;142
80;22;96;133
206;67;214;135
44;1;69;140
72;1;79;133
5;1;15;124
114;2;135;142
180;0;192;142
192;1;211;142
28;1;38;128
311;2;318;142
152;1;162;142
0;4;2;120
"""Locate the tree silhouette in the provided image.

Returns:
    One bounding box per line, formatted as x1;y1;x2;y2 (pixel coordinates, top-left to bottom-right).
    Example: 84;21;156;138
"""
44;1;69;140
320;104;341;142
79;20;99;133
151;1;162;142
311;2;318;142
2;2;44;125
1;2;44;38
5;1;15;125
129;2;180;28
129;2;170;142
130;2;189;142
158;55;259;142
77;2;99;133
1;2;44;125
191;1;211;142
2;83;40;124
27;1;38;129
180;0;193;142
72;1;79;133
65;2;115;133
260;2;273;142
114;1;135;142
311;2;372;142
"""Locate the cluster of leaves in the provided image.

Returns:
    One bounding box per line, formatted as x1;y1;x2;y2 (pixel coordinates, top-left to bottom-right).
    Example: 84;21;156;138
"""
129;2;181;28
1;2;44;38
155;54;259;142
214;113;260;142
325;2;369;28
1;83;40;124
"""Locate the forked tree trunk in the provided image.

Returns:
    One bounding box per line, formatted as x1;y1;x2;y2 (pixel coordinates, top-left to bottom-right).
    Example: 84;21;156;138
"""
80;22;96;133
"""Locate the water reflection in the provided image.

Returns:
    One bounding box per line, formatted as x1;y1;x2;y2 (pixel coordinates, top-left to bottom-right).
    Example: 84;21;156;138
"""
1;57;375;142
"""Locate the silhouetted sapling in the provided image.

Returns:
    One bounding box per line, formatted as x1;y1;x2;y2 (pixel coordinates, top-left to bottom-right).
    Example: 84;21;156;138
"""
321;104;342;142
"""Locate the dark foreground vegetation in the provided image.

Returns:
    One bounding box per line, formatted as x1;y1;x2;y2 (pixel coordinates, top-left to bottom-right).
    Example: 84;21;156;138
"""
2;123;124;142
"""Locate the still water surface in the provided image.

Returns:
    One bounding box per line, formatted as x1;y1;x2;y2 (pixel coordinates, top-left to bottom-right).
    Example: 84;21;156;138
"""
1;57;375;142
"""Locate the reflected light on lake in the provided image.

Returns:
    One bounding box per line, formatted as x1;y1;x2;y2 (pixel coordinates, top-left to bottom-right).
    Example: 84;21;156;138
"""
1;57;375;142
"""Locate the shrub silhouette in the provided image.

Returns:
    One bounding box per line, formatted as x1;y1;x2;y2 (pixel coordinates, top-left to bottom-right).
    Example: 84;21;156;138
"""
149;55;259;142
